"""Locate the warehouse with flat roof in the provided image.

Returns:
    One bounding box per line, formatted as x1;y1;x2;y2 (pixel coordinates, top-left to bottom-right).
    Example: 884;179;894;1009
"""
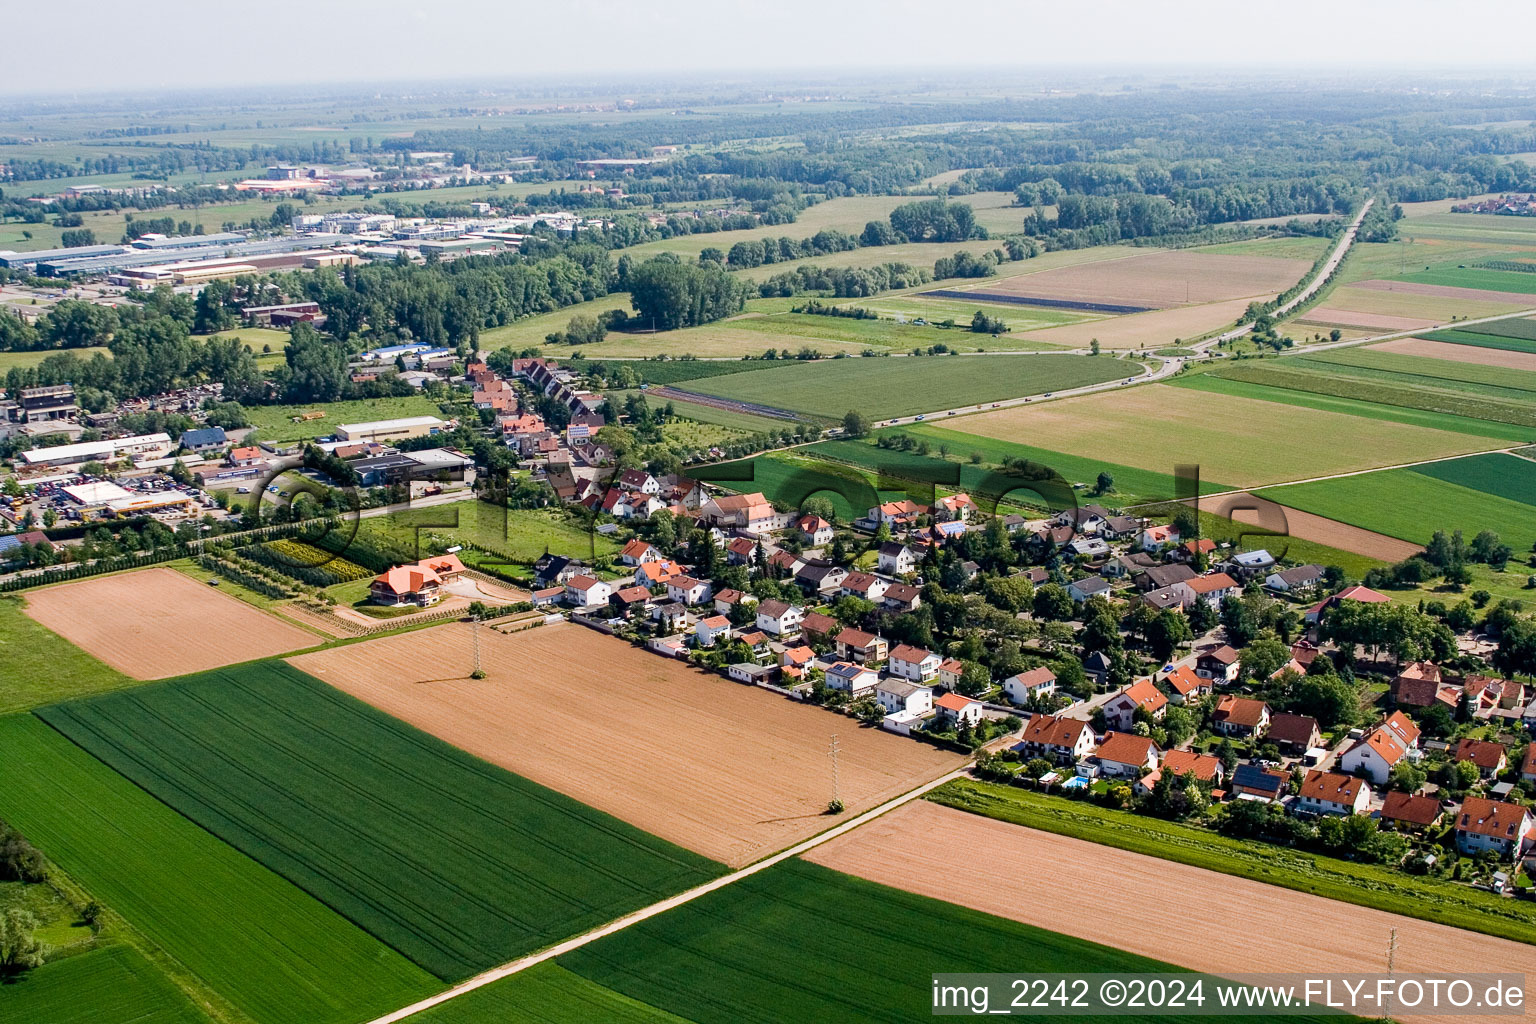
334;416;445;442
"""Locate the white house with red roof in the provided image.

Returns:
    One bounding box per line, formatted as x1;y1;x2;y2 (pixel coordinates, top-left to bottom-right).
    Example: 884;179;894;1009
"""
1296;770;1369;817
1161;664;1210;704
1135;524;1178;552
1212;695;1270;738
1338;710;1420;785
839;571;888;603
1016;714;1095;763
1186;572;1238;608
1455;797;1535;860
693;615;732;647
755;599;804;637
934;692;982;729
621;539;660;566
1093;732;1160;779
797;514;833;545
1003;667;1057;705
667;575;713;606
564;574;612;607
1103;679;1167;731
1136;748;1224;795
888;644;942;683
371;563;445;606
1305;584;1390;625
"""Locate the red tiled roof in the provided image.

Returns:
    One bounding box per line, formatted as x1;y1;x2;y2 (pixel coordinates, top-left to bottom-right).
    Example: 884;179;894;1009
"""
889;644;936;664
1163;664;1206;695
935;692;978;713
1380;792;1442;827
1095;731;1157;766
1213;695;1267;728
1299;770;1364;805
1457;796;1532;840
1455;738;1507;771
1160;748;1221;782
1020;713;1088;749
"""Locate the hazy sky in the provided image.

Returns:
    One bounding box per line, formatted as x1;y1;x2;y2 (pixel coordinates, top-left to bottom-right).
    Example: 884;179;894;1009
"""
7;0;1536;96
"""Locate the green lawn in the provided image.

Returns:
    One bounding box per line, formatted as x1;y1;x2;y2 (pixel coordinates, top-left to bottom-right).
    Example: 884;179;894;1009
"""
686;354;1130;420
1170;369;1535;443
359;500;617;567
39;662;725;982
0;595;138;715
0;944;209;1024
243;395;450;444
929;779;1536;947
0;714;437;1024
1258;461;1536;553
555;858;1324;1024
0;346;110;372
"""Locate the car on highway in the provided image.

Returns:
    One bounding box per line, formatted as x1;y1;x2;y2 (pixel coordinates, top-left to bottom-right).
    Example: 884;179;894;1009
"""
915;415;926;421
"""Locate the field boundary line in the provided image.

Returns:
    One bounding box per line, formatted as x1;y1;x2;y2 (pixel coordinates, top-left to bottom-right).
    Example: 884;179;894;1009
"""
362;766;969;1024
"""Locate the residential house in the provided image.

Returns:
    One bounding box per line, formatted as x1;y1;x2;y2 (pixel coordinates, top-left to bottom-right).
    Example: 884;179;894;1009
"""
713;588;752;616
1100;515;1143;540
1083;650;1114;688
1266;713;1322;754
621;539;660;566
1339;711;1421;786
1229;763;1287;802
1137;749;1225;796
1141;584;1193;612
800;611;840;645
834;627;888;664
876;542;917;576
667;575;713;606
1004;667;1057;706
179;425;227;451
1068;537;1111;560
1212;695;1270;738
839;571;888;603
1057;505;1110;535
694;615;733;648
882;582;922;612
796;562;848;597
533;554;581;587
870;499;921;529
1195;645;1240;683
1265;564;1325;596
728;662;779;685
1454;738;1509;779
564;574;613;607
1000;513;1027;534
1067;576;1112;604
797;514;834;546
1379;792;1444;833
1103;552;1158;580
1522;746;1536;784
370;563;444;606
1093;732;1160;779
1390;662;1453;709
888;644;942;683
934;493;978;522
228;445;265;467
650;602;693;633
1305;584;1390;625
610;585;654;617
934;692;983;729
725;537;759;566
1171;537;1217;563
778;645;815;681
1016;714;1095;764
877;678;934;716
1161;664;1210;705
938;658;966;693
1133;562;1197;592
1296;771;1369;817
1186;572;1238;608
755;599;804;637
1135;524;1179;552
1454;797;1534;861
635;559;685;587
1103;679;1167;731
700;491;780;532
530;586;564;608
825;661;878;695
1226;550;1276;579
766;549;806;577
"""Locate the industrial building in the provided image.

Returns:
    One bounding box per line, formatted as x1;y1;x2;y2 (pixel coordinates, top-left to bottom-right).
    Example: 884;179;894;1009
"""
18;432;172;469
334;416;445;442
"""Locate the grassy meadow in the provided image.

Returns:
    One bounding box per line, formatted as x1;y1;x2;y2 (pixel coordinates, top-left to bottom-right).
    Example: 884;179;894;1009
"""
0;595;138;715
0;944;210;1024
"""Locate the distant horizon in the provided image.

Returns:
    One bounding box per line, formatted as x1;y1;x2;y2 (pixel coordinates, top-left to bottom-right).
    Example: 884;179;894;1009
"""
7;0;1536;99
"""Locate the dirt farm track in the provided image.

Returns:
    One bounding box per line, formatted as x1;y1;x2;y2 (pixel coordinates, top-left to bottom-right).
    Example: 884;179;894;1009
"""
22;567;320;679
289;622;961;867
807;801;1536;1024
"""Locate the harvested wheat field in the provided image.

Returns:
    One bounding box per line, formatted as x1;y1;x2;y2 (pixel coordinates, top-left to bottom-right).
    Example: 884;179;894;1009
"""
1020;298;1256;349
1197;491;1423;561
1322;285;1523;322
1376;336;1536;372
1296;306;1439;332
949;384;1495;487
959;250;1308;309
290;622;960;867
23;567;320;679
806;801;1536;1024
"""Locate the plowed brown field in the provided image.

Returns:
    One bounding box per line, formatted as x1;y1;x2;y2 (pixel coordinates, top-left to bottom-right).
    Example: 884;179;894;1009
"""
289;622;960;867
806;800;1536;1024
1197;491;1423;561
967;250;1308;308
23;567;320;679
1377;336;1536;372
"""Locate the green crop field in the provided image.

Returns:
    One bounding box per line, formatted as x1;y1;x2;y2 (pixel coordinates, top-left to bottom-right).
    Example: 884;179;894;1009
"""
606;389;793;434
406;963;692;1024
0;714;436;1024
844;293;1096;334
1303;348;1536;399
1258;461;1536;553
1410;452;1536;508
930;780;1536;947
575;355;799;386
475;293;636;353
1421;327;1536;355
0;595;139;715
0;944;209;1024
686;354;1129;420
554;858;1322;1024
39;662;724;981
695;451;906;522
1197;360;1536;434
1171;370;1535;443
812;427;1234;505
243;395;451;444
1397;266;1536;295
